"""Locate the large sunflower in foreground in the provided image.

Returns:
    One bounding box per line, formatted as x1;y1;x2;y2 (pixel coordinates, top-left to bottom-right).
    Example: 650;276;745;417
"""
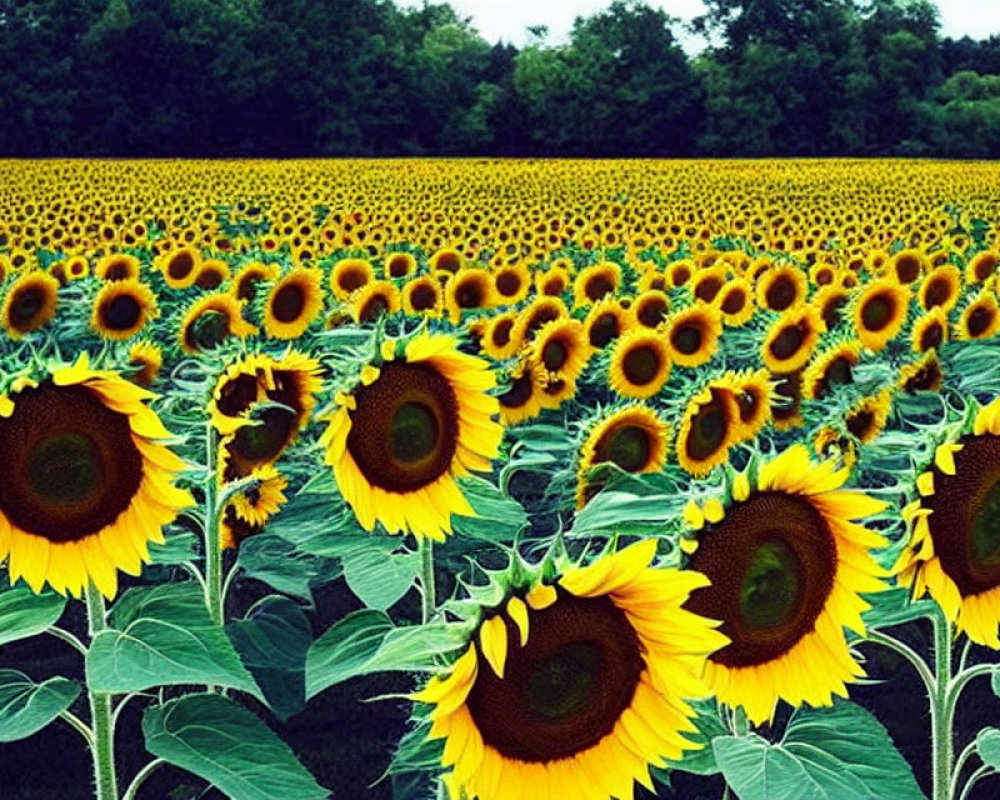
0;354;192;598
896;397;1000;648
682;445;889;723
414;541;727;800
320;332;502;540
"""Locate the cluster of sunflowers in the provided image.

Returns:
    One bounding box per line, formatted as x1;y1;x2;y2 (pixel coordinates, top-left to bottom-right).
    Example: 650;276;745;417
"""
1;159;999;800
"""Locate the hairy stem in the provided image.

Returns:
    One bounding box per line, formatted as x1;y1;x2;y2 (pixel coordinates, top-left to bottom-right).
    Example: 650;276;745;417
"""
85;583;118;800
419;537;436;624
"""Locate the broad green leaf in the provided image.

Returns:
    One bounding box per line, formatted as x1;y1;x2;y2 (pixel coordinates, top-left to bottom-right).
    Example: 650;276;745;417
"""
978;728;1000;770
149;531;200;565
226;596;311;721
236;532;339;601
341;541;419;611
452;477;528;541
306;610;468;699
663;699;728;776
87;583;262;700
142;693;327;800
862;588;938;629
0;587;66;647
713;700;924;800
0;670;81;742
269;491;373;557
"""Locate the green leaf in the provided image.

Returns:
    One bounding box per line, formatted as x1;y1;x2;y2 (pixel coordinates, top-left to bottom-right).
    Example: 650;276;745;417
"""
452;477;528;541
142;693;327;800
226;596;311;721
87;583;262;700
978;728;1000;770
662;699;728;776
993;668;1000;698
269;491;373;557
0;670;81;742
861;588;939;629
236;532;339;601
0;587;66;647
149;531;200;565
306;610;468;699
341;541;419;611
713;700;924;800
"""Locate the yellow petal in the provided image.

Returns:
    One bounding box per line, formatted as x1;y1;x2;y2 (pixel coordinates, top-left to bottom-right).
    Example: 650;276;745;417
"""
683;499;704;530
526;582;557;610
360;365;380;386
703;498;725;524
506;596;530;647
934;443;961;476
917;471;935;497
479;615;508;679
732;471;750;502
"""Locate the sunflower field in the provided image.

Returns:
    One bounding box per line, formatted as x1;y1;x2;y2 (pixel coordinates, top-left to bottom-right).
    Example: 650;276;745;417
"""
1;158;1000;800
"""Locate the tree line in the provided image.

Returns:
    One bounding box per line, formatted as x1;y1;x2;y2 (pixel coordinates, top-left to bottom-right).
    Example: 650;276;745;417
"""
0;0;998;158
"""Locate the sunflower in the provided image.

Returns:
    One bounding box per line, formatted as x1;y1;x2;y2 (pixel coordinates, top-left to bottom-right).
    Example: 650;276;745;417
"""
802;340;861;400
957;291;1000;340
813;285;850;331
965;250;998;285
756;264;807;312
911;306;949;353
573;261;621;307
668;258;695;288
157;247;201;289
497;359;547;426
690;264;727;304
480;311;521;361
631;289;671;329
231;261;279;302
535;263;571;297
2;271;59;339
65;255;89;281
664;303;722;368
445;269;496;324
219;351;323;481
492;263;530;305
608;329;672;399
262;267;324;340
402;275;444;318
514;296;569;345
128;341;162;387
330;257;375;301
761;303;824;373
352;280;402;324
0;354;192;598
575;405;669;508
584;295;632;351
714;369;773;443
844;388;894;444
676;385;739;476
539;374;578;410
178;293;257;354
918;264;961;312
384;251;417;280
715;277;755;326
684;445;889;723
853;279;910;352
889;248;928;285
430;248;464;275
91;279;158;340
320;332;502;540
194;258;231;290
220;464;288;550
896;397;1000;647
529;318;589;380
636;268;668;294
96;252;140;282
415;541;727;800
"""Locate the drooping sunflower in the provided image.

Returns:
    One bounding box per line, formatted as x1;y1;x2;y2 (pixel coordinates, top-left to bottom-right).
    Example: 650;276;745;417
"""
330;257;375;301
889;248;928;285
756;264;807;312
573;261;621;308
497;359;547;426
352;280;402;324
492;263;531;305
899;351;944;394
631;289;671;329
896;397;1000;647
219;464;288;550
0;354;192;598
844;388;894;444
157;247;201;289
535;262;571;297
584;295;632;351
262;267;324;339
813;285;850;331
2;270;59;339
91;279;158;340
676;384;739;476
539;373;578;410
445;269;496;323
384;251;417;280
320;332;502;540
761;303;824;373
96;252;140;282
853;278;910;352
802;339;862;400
956;291;1000;341
608;329;672;399
231;261;280;302
683;445;889;723
530;318;589;381
664;303;722;368
965;250;998;285
480;310;521;361
178;292;257;354
415;541;727;800
219;351;323;481
715;277;756;326
513;295;569;345
128;341;162;387
402;275;444;318
918;264;961;312
194;258;231;290
575;405;670;508
911;306;949;353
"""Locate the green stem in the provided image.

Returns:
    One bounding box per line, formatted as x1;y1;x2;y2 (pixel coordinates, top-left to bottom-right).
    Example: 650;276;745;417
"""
866;629;936;695
45;625;88;656
419;537;436;624
950;740;979;800
931;610;953;800
204;424;223;625
958;766;993;800
122;758;165;800
85;583;119;800
732;705;749;737
60;710;95;747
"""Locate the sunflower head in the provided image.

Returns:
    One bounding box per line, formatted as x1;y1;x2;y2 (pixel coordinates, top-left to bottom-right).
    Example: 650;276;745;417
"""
352;279;401;324
2;271;60;339
966;250;998;285
330;257;375;300
231;261;280;302
530;318;589;381
573;261;620;308
716;277;756;326
756;264;807;312
402;275;444;318
919;264;961;312
899;351;943;394
762;303;824;373
492;263;530;305
92;279;158;340
609;329;672;399
157;247;201;289
220;464;288;549
584;295;632;351
414;541;727;800
497;359;547;426
631;288;671;329
664;303;723;368
845;388;894;444
683;445;889;722
957;291;1000;341
0;354;192;598
713;369;773;443
446;269;496;323
535;263;571;297
889;248;928;285
194;258;231;290
128;341;163;387
677;384;740;476
480;310;521;361
262;267;325;339
178;292;257;354
384;252;417;280
668;258;695;288
853;279;910;352
515;296;568;345
430;248;463;275
96;252;140;282
802;339;862;400
320;332;501;540
813;285;850;331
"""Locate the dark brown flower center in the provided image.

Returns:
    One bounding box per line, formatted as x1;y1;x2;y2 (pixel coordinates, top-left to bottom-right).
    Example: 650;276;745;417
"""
622;345;661;386
100;293;142;331
272;282;306;323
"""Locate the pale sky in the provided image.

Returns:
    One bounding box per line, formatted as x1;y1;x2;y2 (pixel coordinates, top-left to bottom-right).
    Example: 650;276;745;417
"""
435;0;1000;53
